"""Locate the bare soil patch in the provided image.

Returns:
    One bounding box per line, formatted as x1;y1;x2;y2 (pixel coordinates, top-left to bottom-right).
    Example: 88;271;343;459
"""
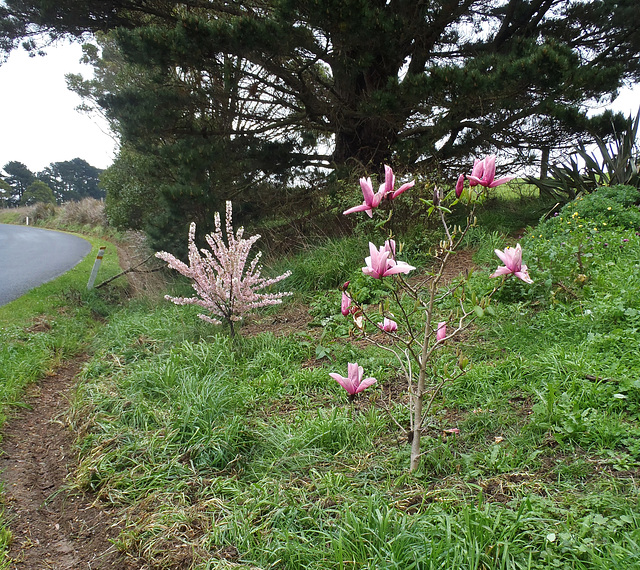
0;358;139;569
241;301;314;338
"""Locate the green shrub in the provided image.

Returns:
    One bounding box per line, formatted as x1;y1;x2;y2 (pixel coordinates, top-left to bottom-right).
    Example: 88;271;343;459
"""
542;185;640;233
489;186;640;306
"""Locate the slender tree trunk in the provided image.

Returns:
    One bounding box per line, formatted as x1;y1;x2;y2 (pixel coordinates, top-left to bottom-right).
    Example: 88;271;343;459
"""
540;146;550;179
410;326;430;471
410;278;438;471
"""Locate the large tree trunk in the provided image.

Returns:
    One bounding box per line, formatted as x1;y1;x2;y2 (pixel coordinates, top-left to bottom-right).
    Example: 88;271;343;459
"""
330;53;402;172
333;118;398;171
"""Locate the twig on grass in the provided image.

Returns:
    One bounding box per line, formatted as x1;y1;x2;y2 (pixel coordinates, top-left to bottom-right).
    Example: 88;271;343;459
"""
584;374;617;383
95;254;163;289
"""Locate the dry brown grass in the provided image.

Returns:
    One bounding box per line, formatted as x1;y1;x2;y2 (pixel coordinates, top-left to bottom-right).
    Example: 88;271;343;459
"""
57;198;106;227
115;230;168;298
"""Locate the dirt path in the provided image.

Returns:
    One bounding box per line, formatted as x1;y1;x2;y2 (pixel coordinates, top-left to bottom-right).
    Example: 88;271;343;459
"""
0;250;478;569
0;358;138;569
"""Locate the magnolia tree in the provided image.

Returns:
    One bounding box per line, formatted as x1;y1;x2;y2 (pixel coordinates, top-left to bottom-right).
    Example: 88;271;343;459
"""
332;157;532;471
156;201;292;337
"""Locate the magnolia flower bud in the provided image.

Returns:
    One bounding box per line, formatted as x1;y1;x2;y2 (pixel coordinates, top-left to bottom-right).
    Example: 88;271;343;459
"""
455;174;465;198
433;186;441;207
341;291;352;316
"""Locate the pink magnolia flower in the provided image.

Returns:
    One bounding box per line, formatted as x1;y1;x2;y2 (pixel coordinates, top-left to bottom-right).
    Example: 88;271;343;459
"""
341;291;352;316
468;158;485;188
362;242;415;279
330;362;377;398
344;166;414;216
467;155;514;188
378;317;398;332
490;243;533;283
455;174;465;198
436;321;447;342
384;238;396;258
343;176;387;217
383;165;415;199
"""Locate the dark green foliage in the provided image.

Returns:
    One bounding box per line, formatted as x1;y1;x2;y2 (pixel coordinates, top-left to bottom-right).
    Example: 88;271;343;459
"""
0;179;10;207
102;144;159;231
20;179;56;205
37;158;104;202
1;158;104;206
1;160;35;204
74;1;640;173
3;0;640;240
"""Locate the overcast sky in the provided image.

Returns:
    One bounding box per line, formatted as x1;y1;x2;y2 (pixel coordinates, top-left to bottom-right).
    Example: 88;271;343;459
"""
0;41;638;175
0;42;117;173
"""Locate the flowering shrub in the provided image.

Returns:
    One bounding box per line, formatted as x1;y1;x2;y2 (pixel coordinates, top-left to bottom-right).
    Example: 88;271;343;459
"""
156;201;292;337
331;159;531;471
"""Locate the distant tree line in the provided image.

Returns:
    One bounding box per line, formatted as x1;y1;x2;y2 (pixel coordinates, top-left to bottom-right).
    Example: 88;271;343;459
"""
0;158;104;207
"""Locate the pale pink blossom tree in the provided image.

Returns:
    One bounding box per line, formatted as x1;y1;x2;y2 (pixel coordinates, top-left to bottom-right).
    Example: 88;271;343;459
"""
156;201;292;337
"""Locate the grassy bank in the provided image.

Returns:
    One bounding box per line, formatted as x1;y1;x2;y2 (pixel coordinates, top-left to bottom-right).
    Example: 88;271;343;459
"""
2;187;639;568
0;233;123;419
0;225;124;566
64;187;640;568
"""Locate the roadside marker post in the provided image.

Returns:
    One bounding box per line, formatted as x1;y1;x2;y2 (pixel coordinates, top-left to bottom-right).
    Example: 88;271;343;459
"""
87;246;107;289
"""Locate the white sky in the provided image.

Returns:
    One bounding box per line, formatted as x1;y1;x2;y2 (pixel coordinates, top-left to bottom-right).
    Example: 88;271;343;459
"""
0;41;117;173
0;41;638;175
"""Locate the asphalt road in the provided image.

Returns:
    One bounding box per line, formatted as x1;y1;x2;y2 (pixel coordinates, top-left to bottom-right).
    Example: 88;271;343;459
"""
0;223;92;307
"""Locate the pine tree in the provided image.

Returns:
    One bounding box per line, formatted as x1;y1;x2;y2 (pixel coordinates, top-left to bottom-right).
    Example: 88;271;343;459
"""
4;0;638;173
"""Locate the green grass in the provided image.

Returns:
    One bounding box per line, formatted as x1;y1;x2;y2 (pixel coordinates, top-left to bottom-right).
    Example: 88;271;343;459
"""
5;188;640;568
0;233;123;413
69;189;640;568
0;227;125;567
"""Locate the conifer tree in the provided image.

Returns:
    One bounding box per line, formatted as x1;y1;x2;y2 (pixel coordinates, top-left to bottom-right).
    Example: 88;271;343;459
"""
4;0;638;238
3;0;638;172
